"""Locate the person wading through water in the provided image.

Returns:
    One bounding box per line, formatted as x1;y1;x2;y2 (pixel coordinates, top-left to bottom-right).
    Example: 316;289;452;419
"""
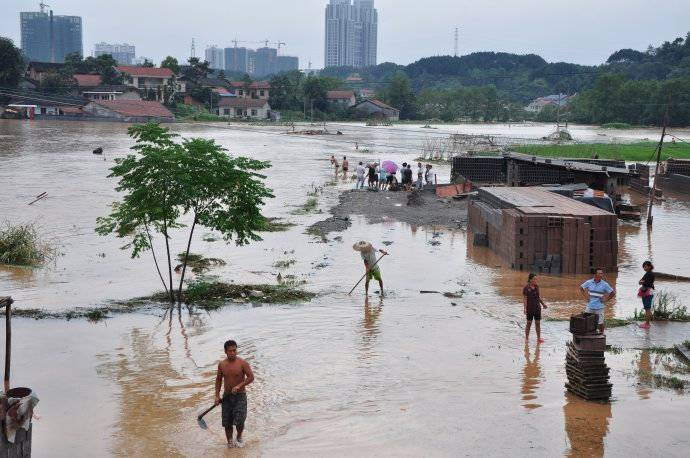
523;273;547;343
638;260;655;329
215;340;255;448
353;241;388;296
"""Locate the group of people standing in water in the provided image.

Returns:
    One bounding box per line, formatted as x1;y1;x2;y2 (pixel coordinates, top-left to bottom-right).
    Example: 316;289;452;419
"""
523;261;656;342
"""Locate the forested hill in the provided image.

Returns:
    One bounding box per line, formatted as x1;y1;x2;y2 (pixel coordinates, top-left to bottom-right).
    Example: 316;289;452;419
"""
321;33;690;103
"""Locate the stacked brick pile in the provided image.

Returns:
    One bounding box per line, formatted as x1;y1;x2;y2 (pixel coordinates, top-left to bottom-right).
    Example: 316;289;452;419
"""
565;313;612;401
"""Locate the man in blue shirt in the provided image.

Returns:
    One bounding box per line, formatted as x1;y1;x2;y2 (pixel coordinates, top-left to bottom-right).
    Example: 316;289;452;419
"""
580;268;615;333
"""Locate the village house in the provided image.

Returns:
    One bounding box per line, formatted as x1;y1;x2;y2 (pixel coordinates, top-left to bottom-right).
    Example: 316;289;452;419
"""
25;61;66;84
83;100;174;122
326;90;356;108
354;99;400;121
73;74;141;101
115;66;177;101
525;93;572;113
80;86;141;102
215;98;271;119
228;81;271;99
3;91;86;119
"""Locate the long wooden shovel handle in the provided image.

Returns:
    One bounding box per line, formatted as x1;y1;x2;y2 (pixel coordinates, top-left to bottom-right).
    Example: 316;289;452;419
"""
348;253;387;296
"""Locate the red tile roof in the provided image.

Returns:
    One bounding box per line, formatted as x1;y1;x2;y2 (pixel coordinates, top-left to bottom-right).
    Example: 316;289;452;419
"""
74;74;102;87
327;90;355;100
217;98;269;108
115;66;174;78
94;100;174;118
250;81;270;89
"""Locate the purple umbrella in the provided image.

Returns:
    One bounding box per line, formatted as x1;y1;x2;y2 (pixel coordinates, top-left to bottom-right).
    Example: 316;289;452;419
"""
381;160;398;174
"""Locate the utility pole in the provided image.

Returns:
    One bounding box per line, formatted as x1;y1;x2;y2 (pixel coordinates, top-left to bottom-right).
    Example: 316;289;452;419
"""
556;93;562;132
646;99;671;226
454;28;459;57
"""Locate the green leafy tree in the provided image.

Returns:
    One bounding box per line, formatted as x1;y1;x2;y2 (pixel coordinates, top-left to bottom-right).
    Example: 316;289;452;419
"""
0;36;24;88
96;123;273;304
269;70;305;111
385;72;417;119
161;56;180;74
184;57;210;81
142;58;155;68
302;76;329;111
40;71;76;93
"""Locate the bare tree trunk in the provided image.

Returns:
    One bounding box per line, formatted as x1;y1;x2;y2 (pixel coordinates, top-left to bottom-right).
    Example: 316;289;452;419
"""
145;221;168;295
163;218;175;304
177;215;198;305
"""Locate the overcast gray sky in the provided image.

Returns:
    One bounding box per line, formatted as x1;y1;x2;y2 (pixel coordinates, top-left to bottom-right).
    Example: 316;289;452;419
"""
2;0;690;68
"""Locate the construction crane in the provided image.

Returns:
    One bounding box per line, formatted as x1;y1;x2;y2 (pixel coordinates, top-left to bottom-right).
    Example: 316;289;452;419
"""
39;2;50;13
232;39;266;48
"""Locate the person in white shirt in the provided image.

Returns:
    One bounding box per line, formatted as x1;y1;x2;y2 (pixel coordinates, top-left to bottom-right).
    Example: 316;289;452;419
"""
355;162;366;189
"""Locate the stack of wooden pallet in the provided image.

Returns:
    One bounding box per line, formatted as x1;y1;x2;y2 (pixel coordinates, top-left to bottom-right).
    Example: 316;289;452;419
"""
565;314;612;401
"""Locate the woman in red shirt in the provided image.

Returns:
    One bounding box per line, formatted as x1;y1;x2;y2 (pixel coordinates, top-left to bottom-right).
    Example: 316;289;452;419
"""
523;273;548;343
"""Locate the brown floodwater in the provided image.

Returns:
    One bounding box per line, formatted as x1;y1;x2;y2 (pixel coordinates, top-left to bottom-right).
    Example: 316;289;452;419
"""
1;120;690;457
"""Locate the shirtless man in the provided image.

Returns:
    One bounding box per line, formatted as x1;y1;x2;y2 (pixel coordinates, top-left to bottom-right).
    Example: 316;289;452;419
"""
215;340;254;448
330;155;340;178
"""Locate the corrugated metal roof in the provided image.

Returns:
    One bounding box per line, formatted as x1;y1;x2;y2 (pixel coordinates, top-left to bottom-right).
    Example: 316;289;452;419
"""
479;187;614;216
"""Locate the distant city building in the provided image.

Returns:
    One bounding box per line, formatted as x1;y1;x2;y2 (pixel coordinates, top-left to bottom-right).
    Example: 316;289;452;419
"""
254;47;277;77
225;47;250;73
276;56;300;74
224;46;298;76
20;8;83;63
325;0;378;68
205;46;225;70
94;43;135;65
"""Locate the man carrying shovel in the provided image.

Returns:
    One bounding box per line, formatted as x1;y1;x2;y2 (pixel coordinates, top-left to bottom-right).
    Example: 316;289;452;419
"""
214;340;254;448
353;241;388;296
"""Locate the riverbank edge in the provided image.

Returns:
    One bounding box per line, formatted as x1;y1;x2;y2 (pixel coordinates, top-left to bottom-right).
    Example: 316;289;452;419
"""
11;282;316;321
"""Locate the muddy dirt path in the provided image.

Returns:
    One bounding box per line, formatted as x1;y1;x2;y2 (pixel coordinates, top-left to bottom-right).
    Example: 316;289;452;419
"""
309;188;468;237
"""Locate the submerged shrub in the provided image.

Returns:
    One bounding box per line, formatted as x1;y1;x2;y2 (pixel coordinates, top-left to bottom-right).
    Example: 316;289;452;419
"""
0;222;54;266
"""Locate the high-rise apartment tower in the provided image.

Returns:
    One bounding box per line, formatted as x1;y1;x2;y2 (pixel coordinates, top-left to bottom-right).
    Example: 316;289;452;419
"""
324;0;377;68
20;9;83;63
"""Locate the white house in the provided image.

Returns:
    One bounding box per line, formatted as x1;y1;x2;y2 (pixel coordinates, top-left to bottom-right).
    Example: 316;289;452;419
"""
525;93;572;113
216;98;271;119
326;90;356;108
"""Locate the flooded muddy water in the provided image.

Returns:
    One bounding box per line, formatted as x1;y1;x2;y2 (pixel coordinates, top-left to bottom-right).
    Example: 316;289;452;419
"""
1;120;690;457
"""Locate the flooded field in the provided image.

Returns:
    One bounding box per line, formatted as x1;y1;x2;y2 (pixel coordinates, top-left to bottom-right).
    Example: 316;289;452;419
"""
1;120;689;457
